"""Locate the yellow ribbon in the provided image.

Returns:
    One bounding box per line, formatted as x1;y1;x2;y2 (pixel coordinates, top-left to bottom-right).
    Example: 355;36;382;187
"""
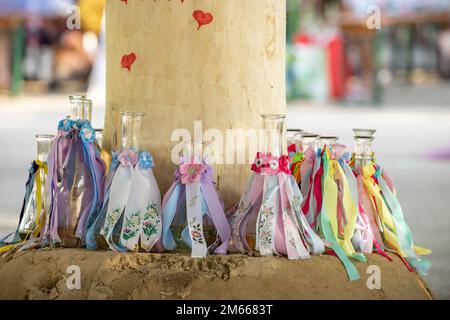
0;161;48;254
362;163;407;257
333;161;359;256
34;160;48;237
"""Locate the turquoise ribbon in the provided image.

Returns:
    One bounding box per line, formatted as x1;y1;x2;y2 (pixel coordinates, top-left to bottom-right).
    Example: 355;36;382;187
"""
378;175;431;276
320;155;361;281
162;184;182;250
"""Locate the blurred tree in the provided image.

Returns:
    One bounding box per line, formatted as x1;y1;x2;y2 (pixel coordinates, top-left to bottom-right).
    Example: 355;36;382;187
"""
287;0;301;42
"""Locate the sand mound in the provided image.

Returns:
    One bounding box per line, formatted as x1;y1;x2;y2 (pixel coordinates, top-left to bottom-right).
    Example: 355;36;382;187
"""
0;249;432;300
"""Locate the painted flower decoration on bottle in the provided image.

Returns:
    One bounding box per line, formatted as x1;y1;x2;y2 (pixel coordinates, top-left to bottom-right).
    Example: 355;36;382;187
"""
118;149;138;167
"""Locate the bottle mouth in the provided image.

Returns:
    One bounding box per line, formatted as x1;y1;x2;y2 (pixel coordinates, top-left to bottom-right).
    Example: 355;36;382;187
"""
35;134;55;139
261;114;286;120
120;111;146;117
353;128;376;136
302;133;319;138
69;94;87;101
354;135;375;141
287;128;304;132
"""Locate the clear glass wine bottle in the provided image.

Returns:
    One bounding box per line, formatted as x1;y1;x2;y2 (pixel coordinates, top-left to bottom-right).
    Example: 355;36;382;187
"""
353;135;375;170
169;141;217;253
120;111;145;151
19;134;54;239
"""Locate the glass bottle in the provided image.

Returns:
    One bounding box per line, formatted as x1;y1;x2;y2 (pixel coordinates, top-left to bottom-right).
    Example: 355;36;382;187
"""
243;114;286;250
354;135;375;170
261;114;286;157
69;97;92;122
301;133;320;153
19;134;54;239
106;112;146;245
60;98;93;247
287;129;303;153
170;141;217;253
120;111;145;151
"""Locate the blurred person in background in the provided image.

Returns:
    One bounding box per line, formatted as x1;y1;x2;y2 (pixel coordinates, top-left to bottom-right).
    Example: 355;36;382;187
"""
0;0;105;95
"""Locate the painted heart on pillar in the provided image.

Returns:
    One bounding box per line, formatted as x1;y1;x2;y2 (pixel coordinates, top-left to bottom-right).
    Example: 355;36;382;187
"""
120;0;128;5
121;52;137;71
193;10;214;30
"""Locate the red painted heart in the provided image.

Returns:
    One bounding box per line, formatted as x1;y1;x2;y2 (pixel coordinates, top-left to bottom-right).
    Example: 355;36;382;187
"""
192;10;214;30
120;0;128;5
121;52;136;71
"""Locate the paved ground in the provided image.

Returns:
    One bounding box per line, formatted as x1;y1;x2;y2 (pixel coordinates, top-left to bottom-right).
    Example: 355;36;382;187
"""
0;89;449;298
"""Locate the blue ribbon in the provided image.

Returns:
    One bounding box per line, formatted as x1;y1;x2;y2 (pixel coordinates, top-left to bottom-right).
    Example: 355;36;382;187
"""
378;174;431;276
1;162;38;246
321;154;361;281
162;184;182;250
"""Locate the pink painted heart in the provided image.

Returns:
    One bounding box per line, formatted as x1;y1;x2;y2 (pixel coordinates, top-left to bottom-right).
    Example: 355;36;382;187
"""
193;10;214;30
121;52;137;71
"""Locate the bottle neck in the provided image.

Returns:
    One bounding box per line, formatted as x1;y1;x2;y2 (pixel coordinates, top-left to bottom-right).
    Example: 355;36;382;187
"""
121;113;144;151
354;138;373;168
36;136;53;162
69;99;92;122
262;115;286;157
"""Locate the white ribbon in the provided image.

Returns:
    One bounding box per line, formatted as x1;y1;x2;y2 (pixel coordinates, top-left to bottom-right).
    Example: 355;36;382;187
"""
186;182;207;258
255;175;279;257
278;173;310;260
101;165;133;251
120;165;162;252
286;175;325;255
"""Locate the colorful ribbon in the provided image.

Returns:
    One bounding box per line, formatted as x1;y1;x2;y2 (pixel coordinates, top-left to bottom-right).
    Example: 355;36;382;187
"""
0;160;48;253
160;160;231;258
229;153;324;260
362;162;431;275
101;150;161;252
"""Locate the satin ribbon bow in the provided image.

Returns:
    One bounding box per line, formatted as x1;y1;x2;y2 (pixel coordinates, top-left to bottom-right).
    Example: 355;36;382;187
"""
179;163;206;184
251;153;292;175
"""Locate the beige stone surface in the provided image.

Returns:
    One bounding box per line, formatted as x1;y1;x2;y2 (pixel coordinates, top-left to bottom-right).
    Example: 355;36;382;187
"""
0;249;432;300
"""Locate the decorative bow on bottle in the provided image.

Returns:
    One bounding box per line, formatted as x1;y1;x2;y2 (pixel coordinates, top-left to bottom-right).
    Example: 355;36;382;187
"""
160;159;231;258
44;120;105;248
101;149;162;253
229;152;324;260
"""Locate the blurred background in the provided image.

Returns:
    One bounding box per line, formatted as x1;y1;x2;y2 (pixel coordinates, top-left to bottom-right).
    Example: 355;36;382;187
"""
0;0;450;298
